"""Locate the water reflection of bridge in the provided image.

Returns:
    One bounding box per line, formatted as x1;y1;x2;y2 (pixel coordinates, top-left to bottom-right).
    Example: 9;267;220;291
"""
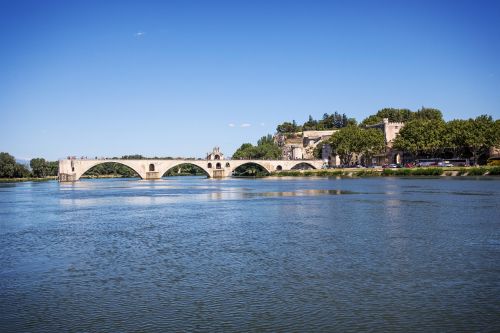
58;158;324;181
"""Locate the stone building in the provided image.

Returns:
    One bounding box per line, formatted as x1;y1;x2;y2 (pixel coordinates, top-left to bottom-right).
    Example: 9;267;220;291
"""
274;119;407;166
276;130;337;160
321;143;340;166
365;118;405;165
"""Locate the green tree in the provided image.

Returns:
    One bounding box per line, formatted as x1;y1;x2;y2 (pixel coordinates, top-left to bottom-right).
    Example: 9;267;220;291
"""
257;134;275;146
276;121;302;134
46;161;59;176
328;126;362;165
461;115;497;165
359;128;385;164
327;126;385;165
444;119;468;158
361;108;413;125
495;120;500;148
14;163;30;178
329;126;361;165
302;115;318;131
232;135;282;159
378;108;413;122
0;152;30;178
0;152;16;178
232;143;254;159
361;114;383;126
30;158;49;178
415;107;443;121
277;113;353;133
361;107;442;125
393;119;446;157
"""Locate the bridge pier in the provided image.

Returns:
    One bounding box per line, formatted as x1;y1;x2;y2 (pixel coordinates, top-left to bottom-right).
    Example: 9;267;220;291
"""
145;171;161;180
58;173;77;182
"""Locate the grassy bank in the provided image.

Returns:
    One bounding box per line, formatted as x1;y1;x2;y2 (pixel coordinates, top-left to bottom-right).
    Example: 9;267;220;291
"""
271;166;500;177
0;176;57;183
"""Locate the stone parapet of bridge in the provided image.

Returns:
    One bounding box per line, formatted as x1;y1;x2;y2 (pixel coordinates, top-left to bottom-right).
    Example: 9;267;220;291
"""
58;159;325;181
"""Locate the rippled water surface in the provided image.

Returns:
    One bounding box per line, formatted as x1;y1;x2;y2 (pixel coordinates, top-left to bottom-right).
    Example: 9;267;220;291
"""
1;176;499;332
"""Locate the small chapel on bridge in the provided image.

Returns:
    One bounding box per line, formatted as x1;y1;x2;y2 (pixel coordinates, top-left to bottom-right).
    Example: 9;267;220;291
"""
206;147;224;160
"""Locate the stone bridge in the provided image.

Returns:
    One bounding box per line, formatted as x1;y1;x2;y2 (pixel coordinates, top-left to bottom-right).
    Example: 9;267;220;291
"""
58;159;325;181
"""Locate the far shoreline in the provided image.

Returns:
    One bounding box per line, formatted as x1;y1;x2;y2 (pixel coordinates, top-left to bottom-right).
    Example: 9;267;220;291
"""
1;166;499;183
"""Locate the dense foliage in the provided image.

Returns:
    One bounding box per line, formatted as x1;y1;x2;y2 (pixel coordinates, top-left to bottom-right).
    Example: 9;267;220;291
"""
360;107;443;125
393;115;499;163
327;126;385;165
276;112;355;134
392;119;446;157
30;158;58;178
232;135;282;160
0;153;30;178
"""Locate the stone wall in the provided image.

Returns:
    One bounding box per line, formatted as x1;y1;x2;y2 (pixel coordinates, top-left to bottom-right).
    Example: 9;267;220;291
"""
277;130;336;160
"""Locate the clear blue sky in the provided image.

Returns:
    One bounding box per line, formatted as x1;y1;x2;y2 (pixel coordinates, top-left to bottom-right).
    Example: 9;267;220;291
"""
1;0;499;160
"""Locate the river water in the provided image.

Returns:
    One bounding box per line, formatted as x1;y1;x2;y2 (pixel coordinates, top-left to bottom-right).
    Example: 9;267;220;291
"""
1;176;499;332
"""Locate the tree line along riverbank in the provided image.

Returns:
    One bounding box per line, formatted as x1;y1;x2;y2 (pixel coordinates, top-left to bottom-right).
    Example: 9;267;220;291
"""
271;166;500;177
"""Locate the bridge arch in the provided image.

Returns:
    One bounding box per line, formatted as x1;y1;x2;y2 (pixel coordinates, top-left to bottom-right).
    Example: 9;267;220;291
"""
160;162;210;178
231;162;271;176
291;162;317;170
76;161;144;180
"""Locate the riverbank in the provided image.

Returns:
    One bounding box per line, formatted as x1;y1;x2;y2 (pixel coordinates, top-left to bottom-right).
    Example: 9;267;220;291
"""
271;166;500;177
0;176;57;183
